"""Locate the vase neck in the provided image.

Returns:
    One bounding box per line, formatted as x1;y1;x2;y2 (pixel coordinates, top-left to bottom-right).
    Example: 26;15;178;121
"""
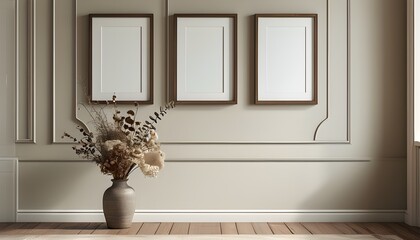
112;179;128;182
111;179;129;186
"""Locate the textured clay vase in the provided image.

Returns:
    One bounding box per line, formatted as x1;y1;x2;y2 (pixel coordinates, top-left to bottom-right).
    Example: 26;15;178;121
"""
103;179;135;229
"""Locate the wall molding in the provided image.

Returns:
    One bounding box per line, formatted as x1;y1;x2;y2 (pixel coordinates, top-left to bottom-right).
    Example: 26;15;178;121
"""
15;0;36;143
53;0;351;145
164;0;350;144
16;209;405;223
163;140;350;144
17;157;406;163
312;0;331;141
52;0;88;143
313;0;351;143
52;0;56;142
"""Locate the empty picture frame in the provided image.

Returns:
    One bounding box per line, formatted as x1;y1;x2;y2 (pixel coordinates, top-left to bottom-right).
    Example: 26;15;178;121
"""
89;14;153;103
173;14;237;104
255;14;318;104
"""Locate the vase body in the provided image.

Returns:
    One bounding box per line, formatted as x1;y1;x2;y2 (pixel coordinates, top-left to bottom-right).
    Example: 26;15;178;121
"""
103;179;135;229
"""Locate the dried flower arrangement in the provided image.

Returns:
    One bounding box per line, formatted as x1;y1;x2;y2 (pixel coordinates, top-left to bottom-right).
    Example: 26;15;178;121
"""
63;95;175;179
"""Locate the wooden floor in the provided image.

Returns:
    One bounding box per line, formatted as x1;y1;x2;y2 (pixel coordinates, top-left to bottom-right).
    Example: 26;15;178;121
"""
0;222;420;239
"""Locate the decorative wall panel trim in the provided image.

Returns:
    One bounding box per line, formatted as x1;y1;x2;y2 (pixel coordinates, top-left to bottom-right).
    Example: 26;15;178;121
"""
18;157;405;163
165;0;170;101
15;0;36;143
162;0;350;144
53;0;350;145
16;209;405;222
313;0;351;142
72;0;90;138
346;0;351;143
52;0;90;143
313;0;331;141
161;140;350;144
52;0;56;142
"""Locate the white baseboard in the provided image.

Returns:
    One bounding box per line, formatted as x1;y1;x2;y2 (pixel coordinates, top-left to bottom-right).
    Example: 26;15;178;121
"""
16;210;406;222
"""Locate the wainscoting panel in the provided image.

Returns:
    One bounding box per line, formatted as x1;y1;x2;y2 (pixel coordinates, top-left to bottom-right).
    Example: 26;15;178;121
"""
18;159;406;214
16;210;405;223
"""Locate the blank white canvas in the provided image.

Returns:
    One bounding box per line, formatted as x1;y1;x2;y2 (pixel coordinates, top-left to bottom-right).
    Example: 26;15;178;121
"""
257;17;314;101
185;27;224;93
101;26;141;93
91;17;150;101
177;18;234;101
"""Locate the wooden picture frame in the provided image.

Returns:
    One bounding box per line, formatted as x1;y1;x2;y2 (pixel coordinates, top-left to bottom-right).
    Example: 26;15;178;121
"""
89;14;153;103
173;14;237;104
255;14;318;105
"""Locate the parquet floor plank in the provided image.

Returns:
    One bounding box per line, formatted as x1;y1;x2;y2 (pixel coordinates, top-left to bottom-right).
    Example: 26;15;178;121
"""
48;222;90;235
117;222;143;235
79;222;101;234
268;222;292;234
302;223;342;234
285;223;311;234
347;223;371;234
92;222;120;235
221;222;238;234
137;222;160;235
252;222;273;234
236;223;255;234
170;223;189;234
0;223;38;235
332;223;358;234
155;223;173;235
361;223;394;235
399;223;420;235
29;223;61;235
189;223;221;234
384;223;420;240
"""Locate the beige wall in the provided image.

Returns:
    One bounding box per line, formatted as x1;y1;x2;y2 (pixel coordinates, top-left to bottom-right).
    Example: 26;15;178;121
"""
3;0;407;217
0;0;16;156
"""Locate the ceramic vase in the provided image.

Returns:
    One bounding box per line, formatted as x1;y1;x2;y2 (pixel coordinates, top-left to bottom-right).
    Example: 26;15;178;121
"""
103;179;135;229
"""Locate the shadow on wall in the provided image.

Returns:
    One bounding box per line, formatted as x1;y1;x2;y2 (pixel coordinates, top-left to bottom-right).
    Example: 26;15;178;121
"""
297;0;407;215
299;160;406;211
18;161;109;210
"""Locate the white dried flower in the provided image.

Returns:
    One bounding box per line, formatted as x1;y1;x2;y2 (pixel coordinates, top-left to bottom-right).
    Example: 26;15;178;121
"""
130;147;145;165
139;150;165;177
139;164;160;177
150;130;158;141
103;140;124;152
144;151;165;169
